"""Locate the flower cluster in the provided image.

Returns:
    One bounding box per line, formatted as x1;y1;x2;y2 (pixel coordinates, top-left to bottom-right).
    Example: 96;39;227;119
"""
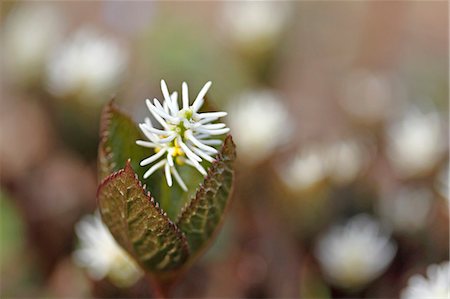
136;80;229;191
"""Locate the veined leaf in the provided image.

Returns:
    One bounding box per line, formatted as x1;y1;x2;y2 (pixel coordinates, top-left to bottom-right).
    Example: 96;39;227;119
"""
176;135;236;255
97;161;189;273
98;101;163;197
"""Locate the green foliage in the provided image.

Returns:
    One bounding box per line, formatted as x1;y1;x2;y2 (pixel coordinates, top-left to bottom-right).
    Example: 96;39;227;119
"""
97;101;236;277
98;101;163;200
177;136;235;255
97;161;189;273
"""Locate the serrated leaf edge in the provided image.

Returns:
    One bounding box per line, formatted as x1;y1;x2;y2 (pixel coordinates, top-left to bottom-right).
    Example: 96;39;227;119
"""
97;160;191;270
176;135;235;223
98;100;143;176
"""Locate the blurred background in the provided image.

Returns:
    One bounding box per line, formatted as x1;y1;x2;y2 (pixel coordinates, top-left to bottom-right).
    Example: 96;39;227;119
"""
0;1;448;298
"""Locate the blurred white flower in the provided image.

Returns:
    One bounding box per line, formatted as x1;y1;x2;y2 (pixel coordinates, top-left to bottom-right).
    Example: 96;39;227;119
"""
228;90;292;165
377;187;432;233
339;70;402;125
46;27;128;104
315;214;397;289
401;261;449;299
386;107;446;178
73;213;142;287
2;4;64;84
324;139;368;185
136;80;229;191
221;1;290;46
277;144;327;192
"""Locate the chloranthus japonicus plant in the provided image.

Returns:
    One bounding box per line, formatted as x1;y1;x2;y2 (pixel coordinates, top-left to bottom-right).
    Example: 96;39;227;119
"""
97;80;236;294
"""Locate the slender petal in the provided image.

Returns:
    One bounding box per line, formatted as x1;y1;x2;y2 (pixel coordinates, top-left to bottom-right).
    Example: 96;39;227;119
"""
198;116;220;124
141;124;171;136
192;81;211;112
152;98;179;123
167;148;174;167
185;159;207;176
197;111;227;119
196;127;230;135
196;139;222;146
143;159;166;179
140;148;167;166
178;137;202;162
186;130;218;153
160;80;178;115
191;145;215;163
165;162;172;186
145;99;169;129
171;166;187;191
139;123;158;142
171;91;179;114
136;140;158;148
182;82;189;109
158;134;177;143
200;123;226;130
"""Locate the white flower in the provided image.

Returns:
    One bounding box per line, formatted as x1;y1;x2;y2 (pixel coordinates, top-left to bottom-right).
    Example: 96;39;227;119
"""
136;80;229;191
339;70;403;125
401;261;449;299
377;187;432;233
73;213;142;287
315;214;397;289
46;27;127;103
221;1;290;46
2;4;64;84
386;107;445;178
228;90;292;165
324;139;368;186
277;144;327;192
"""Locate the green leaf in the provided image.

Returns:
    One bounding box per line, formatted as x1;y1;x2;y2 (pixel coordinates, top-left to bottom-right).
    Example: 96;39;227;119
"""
97;161;190;273
176;135;236;256
98;101;163;197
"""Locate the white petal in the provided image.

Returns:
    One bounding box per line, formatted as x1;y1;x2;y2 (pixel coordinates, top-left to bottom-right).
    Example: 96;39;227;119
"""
197;139;222;146
192;81;211;112
158;134;177;143
145;99;169;129
136;140;158;148
196;127;230;135
192;98;204;113
178;137;202;162
140;148;167;166
139;123;158;142
153;98;179;123
171;166;187;191
143;159;166;179
198;116;221;124
182;82;189;109
165;162;172;186
163;100;169;113
197;111;227;119
142;124;171;136
185;159;207;176
171;91;179;114
200;123;226;130
167;149;174;167
191;145;215;163
186;130;218;153
160;80;178;115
